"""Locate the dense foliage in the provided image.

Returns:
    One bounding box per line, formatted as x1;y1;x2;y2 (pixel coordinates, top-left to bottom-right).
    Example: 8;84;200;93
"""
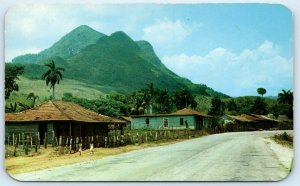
271;89;293;119
208;97;225;116
173;89;197;110
5;64;24;99
60;83;199;118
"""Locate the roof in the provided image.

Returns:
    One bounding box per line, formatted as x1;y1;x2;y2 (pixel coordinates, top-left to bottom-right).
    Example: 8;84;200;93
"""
227;115;255;122
277;115;293;122
227;114;279;123
5;101;125;123
121;116;132;122
131;108;211;118
171;108;210;117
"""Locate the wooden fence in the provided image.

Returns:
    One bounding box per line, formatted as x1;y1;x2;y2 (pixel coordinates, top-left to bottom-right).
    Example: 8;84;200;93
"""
5;129;207;156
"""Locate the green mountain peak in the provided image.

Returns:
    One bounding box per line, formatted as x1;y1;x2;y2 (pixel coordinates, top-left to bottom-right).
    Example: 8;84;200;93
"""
12;26;229;98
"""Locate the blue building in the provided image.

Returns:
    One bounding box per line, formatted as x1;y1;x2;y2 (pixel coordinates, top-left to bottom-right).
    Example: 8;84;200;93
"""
131;108;211;130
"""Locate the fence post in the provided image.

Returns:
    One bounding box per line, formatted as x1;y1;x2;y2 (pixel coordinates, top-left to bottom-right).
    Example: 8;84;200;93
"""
155;131;158;141
44;132;48;149
25;136;29;155
30;136;33;148
55;136;58;147
59;136;63;154
37;132;40;149
22;133;24;148
18;133;21;147
76;137;79;151
12;133;15;147
69;137;73;154
13;137;19;157
65;137;69;153
145;132;148;143
128;133;131;144
121;135;124;146
7;134;10;146
95;135;99;148
104;137;108;148
136;132;139;145
35;132;38;152
52;130;55;147
113;136;116;147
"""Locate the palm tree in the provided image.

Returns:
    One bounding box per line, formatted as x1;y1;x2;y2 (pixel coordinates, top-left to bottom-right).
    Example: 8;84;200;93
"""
278;89;293;105
27;92;39;107
257;87;267;97
42;60;65;100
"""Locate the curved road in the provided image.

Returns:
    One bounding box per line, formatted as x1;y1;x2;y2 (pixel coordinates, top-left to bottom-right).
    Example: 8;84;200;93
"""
12;131;293;181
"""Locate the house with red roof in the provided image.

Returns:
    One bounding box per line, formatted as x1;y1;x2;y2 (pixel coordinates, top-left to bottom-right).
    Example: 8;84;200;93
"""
131;108;212;130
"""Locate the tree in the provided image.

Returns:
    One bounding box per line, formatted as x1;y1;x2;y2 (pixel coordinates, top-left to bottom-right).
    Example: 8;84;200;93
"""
235;97;253;114
251;97;268;115
226;99;238;112
5;64;24;99
276;89;293;119
5;102;18;113
173;89;197;109
208;96;225;116
257;87;267;97
154;89;172;113
27;92;39;107
278;89;293;105
41;60;65;100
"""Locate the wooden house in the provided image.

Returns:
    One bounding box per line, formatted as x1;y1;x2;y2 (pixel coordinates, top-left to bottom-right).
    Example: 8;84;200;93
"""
131;108;212;130
5;101;126;145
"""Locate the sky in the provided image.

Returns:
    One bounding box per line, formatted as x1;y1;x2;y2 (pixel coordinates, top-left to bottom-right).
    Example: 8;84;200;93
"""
5;4;293;97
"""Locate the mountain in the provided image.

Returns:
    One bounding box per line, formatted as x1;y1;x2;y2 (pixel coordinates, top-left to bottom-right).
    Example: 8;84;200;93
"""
12;25;229;98
12;25;105;63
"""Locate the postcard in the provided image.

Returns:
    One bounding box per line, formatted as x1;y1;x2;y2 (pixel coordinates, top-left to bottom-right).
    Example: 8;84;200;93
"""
4;3;293;181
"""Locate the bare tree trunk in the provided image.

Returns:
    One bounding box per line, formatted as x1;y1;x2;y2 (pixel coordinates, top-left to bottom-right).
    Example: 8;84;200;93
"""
52;85;55;100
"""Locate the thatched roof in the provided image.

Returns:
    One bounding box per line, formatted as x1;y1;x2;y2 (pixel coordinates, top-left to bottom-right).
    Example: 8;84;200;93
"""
131;108;210;118
227;115;255;122
227;114;279;123
5;101;125;123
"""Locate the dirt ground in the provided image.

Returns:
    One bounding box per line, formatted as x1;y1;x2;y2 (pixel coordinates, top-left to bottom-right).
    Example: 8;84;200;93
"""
5;139;189;175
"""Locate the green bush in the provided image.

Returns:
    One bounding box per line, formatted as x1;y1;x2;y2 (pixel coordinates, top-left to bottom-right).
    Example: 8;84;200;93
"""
278;122;293;130
273;132;293;142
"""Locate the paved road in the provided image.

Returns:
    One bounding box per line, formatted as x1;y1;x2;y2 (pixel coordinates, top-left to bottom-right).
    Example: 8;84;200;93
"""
12;131;293;181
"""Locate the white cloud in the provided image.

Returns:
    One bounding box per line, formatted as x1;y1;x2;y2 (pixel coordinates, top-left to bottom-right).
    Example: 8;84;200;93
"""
162;41;292;96
142;18;198;46
5;4;110;61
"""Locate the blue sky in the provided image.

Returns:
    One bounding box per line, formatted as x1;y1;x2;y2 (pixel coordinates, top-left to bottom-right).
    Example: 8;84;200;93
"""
5;4;293;97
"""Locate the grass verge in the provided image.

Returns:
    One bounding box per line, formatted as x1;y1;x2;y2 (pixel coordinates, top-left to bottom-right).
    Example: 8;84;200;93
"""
270;132;293;148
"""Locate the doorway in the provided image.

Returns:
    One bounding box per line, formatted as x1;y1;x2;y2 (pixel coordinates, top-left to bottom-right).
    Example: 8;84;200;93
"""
38;123;48;144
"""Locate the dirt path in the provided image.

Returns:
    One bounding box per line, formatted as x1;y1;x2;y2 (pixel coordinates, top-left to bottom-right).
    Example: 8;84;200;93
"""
11;131;293;181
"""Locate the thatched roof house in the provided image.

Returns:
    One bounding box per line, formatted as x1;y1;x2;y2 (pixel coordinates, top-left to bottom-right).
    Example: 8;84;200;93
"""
5;101;126;145
227;114;278;131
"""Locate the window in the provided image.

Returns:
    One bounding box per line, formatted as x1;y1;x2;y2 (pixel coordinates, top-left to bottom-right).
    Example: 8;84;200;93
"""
180;118;184;126
163;118;169;127
146;118;150;125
